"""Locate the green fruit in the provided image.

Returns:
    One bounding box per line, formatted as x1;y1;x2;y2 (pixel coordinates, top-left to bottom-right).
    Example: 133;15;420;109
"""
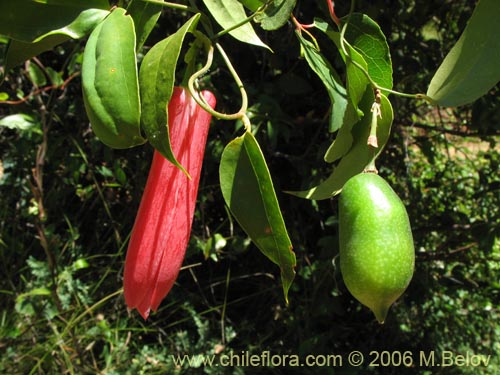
339;172;415;323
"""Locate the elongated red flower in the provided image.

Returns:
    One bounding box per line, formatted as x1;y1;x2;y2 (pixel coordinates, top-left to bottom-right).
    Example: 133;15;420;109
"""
124;87;216;319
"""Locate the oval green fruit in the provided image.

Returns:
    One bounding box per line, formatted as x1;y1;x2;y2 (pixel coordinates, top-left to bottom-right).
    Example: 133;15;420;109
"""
339;172;415;323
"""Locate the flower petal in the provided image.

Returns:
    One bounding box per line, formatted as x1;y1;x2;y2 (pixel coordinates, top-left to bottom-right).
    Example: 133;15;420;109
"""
124;87;216;319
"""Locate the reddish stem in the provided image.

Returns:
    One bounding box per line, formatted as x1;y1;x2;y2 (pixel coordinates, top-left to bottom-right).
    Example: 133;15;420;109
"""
0;72;80;105
327;0;341;26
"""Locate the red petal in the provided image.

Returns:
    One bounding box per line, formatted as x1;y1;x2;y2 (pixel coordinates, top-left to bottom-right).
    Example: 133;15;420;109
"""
124;87;216;319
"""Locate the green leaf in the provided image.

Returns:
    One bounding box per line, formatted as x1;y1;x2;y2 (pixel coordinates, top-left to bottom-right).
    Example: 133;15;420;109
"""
313;18;371;162
81;8;145;149
426;0;500;107
0;113;41;132
314;17;369;133
322;41;368;162
342;13;393;90
27;63;47;87
255;0;296;31
202;0;270;49
323;115;354;163
288;89;394;200
17;287;51;300
296;31;351;133
72;258;90;270
45;67;63;86
238;0;264;12
139;14;201;176
220;131;296;301
127;0;162;51
5;35;66;72
0;2;109;42
3;8;109;71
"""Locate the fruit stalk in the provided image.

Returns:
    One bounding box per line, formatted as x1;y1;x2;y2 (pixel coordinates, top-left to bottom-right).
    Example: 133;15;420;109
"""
124;87;216;319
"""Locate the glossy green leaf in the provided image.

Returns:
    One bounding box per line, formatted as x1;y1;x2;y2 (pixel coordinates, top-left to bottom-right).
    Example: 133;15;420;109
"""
0;1;109;42
344;48;370;111
139;14;201;176
289;90;394;200
315;21;369;110
220;131;296;301
5;35;64;71
296;32;350;133
427;0;500;107
323;40;368;162
127;0;162;51
3;8;108;71
342;13;393;90
323;114;355;163
202;0;270;49
255;0;296;31
238;0;264;11
313;18;370;162
81;8;145;149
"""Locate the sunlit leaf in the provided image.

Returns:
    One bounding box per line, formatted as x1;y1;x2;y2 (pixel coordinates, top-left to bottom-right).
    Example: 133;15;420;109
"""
323;115;354;163
202;0;270;49
342;13;393;90
127;0;162;51
313;18;371;162
0;113;41;132
296;31;349;133
0;2;109;42
3;8;108;72
427;0;500;107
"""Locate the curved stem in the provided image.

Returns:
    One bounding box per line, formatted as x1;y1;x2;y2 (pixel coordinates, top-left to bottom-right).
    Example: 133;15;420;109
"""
339;0;356;55
139;0;196;12
378;87;436;104
337;0;436;105
187;33;248;121
339;17;350;58
341;33;436;105
242;114;252;132
291;15;321;50
215;42;248;114
213;2;269;40
326;0;341;26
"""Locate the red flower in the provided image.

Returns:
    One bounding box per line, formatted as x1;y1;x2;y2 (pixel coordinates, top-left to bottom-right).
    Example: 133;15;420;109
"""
124;87;216;319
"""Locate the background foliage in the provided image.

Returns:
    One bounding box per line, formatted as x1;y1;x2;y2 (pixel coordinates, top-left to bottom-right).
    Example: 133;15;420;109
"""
0;0;499;374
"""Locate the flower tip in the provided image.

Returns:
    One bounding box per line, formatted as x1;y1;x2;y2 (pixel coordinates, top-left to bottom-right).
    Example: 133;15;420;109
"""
139;308;151;320
131;305;151;320
125;299;151;320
